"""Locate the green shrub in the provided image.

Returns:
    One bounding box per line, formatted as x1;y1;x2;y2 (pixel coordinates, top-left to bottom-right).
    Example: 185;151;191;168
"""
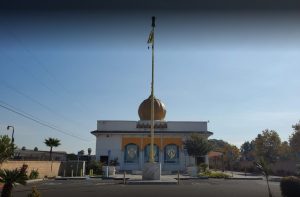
87;160;103;175
0;166;28;197
29;169;39;179
198;163;208;173
200;171;229;178
280;176;300;197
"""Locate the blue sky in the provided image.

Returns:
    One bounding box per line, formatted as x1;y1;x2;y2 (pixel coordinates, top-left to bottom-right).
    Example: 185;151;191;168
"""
1;11;300;154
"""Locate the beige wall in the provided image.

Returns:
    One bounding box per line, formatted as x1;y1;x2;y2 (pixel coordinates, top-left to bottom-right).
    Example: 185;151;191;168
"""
0;161;61;178
239;160;298;175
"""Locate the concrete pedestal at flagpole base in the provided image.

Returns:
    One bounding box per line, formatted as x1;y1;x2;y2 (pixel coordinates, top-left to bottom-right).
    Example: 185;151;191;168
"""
142;162;161;180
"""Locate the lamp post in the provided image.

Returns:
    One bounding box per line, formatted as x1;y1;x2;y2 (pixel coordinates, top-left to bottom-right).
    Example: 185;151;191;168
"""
6;125;14;144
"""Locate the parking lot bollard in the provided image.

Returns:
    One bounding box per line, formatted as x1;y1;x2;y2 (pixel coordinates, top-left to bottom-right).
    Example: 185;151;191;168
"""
123;171;126;184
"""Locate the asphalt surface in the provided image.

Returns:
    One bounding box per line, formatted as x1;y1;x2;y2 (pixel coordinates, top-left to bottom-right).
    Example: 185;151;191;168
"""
12;179;281;197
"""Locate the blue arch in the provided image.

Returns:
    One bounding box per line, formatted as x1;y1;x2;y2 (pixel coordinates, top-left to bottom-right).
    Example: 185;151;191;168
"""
144;144;159;162
124;143;139;163
164;144;179;163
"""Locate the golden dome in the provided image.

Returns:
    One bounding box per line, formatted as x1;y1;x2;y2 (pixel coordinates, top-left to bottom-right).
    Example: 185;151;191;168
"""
138;95;166;120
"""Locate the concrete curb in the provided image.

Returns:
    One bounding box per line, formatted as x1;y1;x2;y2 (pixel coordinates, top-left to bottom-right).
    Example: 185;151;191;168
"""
89;176;103;179
55;177;87;180
55;176;130;181
112;177;130;180
269;178;282;182
176;176;209;180
26;179;45;184
51;175;280;182
225;177;263;180
126;180;178;185
13;179;45;186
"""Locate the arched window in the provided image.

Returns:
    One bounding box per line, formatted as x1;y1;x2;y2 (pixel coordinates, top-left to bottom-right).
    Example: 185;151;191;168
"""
124;143;139;163
164;144;179;163
144;144;159;162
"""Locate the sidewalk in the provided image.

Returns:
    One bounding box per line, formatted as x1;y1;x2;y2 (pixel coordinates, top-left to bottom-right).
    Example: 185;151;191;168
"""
0;179;44;191
222;171;282;181
222;171;262;180
93;171;264;180
51;171;283;182
111;173;199;180
112;174;183;184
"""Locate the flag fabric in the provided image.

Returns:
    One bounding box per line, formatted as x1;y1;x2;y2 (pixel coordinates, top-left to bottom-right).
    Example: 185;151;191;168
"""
147;30;154;44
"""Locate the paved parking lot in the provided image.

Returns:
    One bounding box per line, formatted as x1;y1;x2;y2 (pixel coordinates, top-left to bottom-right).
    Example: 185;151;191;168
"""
12;178;281;197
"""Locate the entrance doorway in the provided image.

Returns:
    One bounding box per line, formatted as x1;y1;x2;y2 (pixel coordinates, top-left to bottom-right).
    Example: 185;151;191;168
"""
100;155;109;165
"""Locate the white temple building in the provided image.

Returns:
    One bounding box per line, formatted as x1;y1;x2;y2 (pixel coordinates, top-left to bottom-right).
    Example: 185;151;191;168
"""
91;96;213;173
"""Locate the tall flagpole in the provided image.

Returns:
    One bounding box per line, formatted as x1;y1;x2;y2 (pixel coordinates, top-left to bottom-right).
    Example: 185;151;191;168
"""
150;16;155;163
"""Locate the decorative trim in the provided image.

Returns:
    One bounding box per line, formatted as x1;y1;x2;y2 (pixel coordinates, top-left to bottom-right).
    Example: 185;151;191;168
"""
91;130;213;135
136;122;167;128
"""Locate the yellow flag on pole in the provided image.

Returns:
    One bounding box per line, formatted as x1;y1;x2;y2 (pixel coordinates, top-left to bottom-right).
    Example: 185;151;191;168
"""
147;30;154;44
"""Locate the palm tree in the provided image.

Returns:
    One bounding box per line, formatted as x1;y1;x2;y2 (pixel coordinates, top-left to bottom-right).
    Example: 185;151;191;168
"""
0;135;15;164
44;138;61;161
0;165;28;197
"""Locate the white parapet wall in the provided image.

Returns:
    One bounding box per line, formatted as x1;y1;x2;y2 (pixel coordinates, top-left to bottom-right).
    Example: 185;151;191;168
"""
96;120;210;133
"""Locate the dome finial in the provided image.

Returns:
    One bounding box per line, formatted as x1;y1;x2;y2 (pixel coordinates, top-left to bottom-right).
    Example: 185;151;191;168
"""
138;95;166;120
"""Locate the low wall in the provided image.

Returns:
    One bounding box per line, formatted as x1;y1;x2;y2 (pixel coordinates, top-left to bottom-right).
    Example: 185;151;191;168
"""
209;158;299;176
0;161;61;178
239;160;298;176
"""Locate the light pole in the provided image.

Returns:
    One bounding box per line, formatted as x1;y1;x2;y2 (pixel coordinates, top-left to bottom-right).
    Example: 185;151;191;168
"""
6;126;14;144
76;151;80;176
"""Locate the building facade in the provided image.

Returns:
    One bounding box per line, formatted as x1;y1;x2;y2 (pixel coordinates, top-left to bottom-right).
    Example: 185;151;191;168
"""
91;96;213;172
